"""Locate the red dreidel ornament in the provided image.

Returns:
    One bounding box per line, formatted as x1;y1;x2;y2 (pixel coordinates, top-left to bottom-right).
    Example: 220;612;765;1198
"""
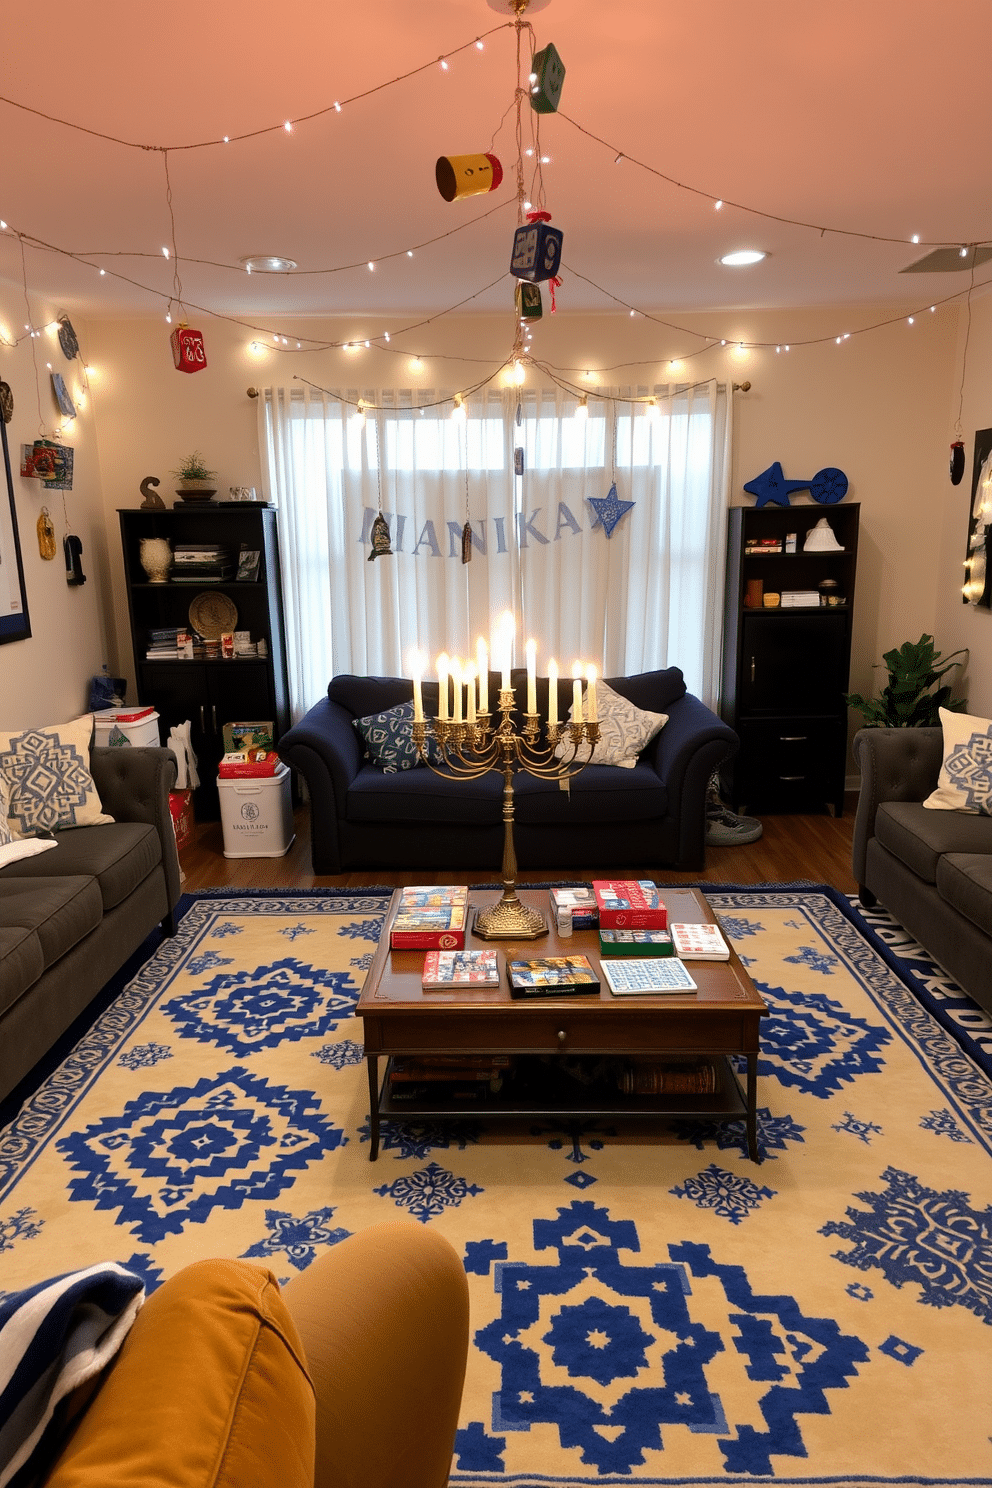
170;324;207;374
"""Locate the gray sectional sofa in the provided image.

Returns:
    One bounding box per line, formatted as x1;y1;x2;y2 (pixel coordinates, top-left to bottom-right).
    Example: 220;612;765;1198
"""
852;726;992;1013
0;747;181;1102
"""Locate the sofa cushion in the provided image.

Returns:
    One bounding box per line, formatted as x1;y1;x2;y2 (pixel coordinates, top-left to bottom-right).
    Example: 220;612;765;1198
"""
874;800;992;884
353;700;440;772
0;877;103;1013
43;1259;315;1488
936;853;992;937
346;759;668;826
0;823;162;913
924;706;992;814
0;717;114;837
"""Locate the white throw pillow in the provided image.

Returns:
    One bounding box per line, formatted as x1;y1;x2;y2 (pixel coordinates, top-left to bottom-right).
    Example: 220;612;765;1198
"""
923;707;992;814
554;681;668;769
0;716;114;837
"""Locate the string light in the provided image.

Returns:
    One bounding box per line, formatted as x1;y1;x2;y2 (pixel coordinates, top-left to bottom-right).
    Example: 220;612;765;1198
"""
440;58;449;71
714;200;723;210
911;234;920;243
161;246;169;258
576;395;588;420
284;120;293;132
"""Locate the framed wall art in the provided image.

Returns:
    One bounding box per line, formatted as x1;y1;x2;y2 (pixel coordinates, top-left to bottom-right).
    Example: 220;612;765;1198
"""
0;413;32;644
963;427;992;609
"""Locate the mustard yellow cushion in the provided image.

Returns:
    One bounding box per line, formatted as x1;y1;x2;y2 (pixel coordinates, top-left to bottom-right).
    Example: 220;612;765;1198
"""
43;1259;315;1488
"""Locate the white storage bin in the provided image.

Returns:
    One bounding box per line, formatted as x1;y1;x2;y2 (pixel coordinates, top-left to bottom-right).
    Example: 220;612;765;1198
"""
92;709;161;748
218;763;295;858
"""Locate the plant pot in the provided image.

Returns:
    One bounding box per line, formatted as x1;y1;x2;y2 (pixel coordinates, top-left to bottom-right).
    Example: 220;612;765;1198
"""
175;479;217;504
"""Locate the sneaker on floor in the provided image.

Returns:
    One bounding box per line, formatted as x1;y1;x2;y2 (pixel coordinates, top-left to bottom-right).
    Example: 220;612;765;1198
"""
706;809;763;846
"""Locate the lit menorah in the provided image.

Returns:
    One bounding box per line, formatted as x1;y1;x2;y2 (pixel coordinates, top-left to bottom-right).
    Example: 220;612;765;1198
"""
410;614;601;940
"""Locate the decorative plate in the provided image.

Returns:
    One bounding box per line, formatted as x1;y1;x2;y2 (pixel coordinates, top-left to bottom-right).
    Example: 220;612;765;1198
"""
189;591;238;639
58;316;79;361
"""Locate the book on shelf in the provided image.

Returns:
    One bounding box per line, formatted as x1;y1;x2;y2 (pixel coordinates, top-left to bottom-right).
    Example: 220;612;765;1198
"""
422;950;500;988
780;590;821;608
390;885;468;949
745;538;783;553
508;955;599;998
669;922;731;960
592;880;668;930
618;1060;718;1095
600;958;697;996
389;1055;510;1091
599;928;674;958
550;886;599;929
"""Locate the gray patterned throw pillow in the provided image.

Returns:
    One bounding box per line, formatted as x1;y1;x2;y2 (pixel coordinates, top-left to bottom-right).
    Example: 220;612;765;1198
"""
0;716;114;836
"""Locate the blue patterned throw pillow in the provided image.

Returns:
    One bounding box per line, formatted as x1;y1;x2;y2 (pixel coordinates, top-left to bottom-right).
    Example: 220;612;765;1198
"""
353;701;437;773
0;716;114;836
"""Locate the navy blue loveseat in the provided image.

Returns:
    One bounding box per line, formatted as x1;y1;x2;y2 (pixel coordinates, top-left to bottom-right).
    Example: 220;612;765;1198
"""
278;668;738;874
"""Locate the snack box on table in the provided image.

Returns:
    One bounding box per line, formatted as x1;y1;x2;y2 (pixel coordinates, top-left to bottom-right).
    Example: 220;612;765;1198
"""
390;885;468;949
592;880;668;930
550;886;599;930
598;928;674;958
508;954;600;998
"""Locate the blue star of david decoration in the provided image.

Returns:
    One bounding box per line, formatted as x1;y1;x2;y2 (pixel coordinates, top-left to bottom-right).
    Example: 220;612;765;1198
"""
163;958;359;1055
589;482;635;538
56;1066;345;1243
821;1166;992;1324
474;1199;868;1477
743;463;848;507
241;1205;351;1271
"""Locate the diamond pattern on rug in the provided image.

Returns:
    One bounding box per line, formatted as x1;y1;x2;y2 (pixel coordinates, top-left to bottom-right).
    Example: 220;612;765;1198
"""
163;959;359;1055
751;983;892;1096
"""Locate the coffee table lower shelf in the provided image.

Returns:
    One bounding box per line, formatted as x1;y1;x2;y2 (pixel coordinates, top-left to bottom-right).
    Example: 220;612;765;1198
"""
372;1054;748;1146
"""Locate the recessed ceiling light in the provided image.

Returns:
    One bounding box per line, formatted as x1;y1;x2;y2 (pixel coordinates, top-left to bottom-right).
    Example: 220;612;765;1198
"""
719;249;768;267
240;255;298;273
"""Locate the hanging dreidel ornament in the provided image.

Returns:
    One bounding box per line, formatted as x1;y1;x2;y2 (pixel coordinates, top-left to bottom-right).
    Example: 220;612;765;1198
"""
435;152;503;203
515;282;543;321
170;323;207;374
510;210;563;284
529;42;566;114
950;440;966;485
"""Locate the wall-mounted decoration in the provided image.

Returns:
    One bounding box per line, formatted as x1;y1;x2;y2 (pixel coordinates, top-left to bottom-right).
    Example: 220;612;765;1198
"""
0;417;32;645
950;440;966;485
64;534;86;587
435;152;503;202
589;481;634;539
963;427;992;608
37;507;56;560
57;316;79;361
530;42;565;113
51;372;76;419
170;324;207;374
510;211;563;283
743;461;849;507
0;382;13;424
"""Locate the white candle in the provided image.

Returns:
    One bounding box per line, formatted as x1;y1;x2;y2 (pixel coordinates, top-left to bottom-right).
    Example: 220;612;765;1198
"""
476;638;488;712
437;653;449;721
465;663;477;725
451;658;463;722
585;664;598;723
411;652;424;722
525;638;537;714
571;662;584;724
500;611;514;693
547;659;558;726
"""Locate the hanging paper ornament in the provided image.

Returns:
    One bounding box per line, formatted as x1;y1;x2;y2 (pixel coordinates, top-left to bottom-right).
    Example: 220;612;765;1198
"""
23;439;59;479
461;521;472;564
0;381;13;424
515;282;543;321
589;482;635;539
950;441;966;485
64;534;86;586
510;210;563;283
514;447;525;476
37;507;57;560
435;152;503;202
57;316;79;361
367;512;392;561
52;372;76;419
170;324;207;374
530;42;566;114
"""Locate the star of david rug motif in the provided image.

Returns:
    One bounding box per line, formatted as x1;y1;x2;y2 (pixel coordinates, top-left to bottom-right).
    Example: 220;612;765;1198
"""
1;885;991;1487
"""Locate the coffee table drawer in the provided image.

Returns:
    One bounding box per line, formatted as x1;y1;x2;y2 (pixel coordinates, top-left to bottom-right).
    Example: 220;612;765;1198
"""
362;1008;757;1055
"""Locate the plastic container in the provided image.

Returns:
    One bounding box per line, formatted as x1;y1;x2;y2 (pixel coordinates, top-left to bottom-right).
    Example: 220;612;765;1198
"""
92;709;160;748
218;762;294;858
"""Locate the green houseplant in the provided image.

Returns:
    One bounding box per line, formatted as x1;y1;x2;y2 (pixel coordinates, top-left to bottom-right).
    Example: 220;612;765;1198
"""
845;634;968;728
171;451;217;502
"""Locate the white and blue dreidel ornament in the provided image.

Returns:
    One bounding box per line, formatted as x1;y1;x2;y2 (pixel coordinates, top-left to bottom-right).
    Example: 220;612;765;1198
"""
511;210;563;284
530;42;565;114
436;152;503;203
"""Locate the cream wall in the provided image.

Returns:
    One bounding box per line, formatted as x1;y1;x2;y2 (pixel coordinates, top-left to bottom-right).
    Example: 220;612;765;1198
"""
0;305;118;731
934;284;992;716
2;296;965;741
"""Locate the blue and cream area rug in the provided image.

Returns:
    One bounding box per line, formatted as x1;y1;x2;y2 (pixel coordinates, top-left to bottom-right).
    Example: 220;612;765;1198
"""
1;885;990;1488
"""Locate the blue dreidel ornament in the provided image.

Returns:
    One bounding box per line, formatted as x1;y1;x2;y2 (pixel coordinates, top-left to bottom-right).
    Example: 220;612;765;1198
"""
510;211;563;284
435;152;503;203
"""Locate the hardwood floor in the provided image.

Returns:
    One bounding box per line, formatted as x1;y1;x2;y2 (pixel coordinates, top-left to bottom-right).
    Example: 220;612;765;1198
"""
178;798;858;897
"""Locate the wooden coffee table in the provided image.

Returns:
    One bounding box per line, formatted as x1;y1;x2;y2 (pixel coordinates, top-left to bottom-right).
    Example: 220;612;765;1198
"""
355;886;767;1161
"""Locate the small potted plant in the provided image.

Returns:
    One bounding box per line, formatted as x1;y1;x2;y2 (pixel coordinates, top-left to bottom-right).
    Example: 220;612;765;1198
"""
171;451;218;503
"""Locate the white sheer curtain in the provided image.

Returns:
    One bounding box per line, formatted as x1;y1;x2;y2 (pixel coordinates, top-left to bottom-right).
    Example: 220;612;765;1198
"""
259;382;731;719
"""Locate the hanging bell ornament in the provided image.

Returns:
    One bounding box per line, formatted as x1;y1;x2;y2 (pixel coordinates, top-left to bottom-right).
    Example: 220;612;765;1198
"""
368;512;392;561
950;441;966;485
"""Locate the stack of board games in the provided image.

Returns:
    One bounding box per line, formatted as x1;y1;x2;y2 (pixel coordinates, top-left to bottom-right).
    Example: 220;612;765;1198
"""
669;922;731;960
598;928;674;958
600;958;697;996
508;955;600;998
422;950;500;988
390;885;468;949
592;880;668;930
550;886;598;930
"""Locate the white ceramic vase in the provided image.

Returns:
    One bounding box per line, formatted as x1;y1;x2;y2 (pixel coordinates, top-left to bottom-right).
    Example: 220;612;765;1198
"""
140;536;172;584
